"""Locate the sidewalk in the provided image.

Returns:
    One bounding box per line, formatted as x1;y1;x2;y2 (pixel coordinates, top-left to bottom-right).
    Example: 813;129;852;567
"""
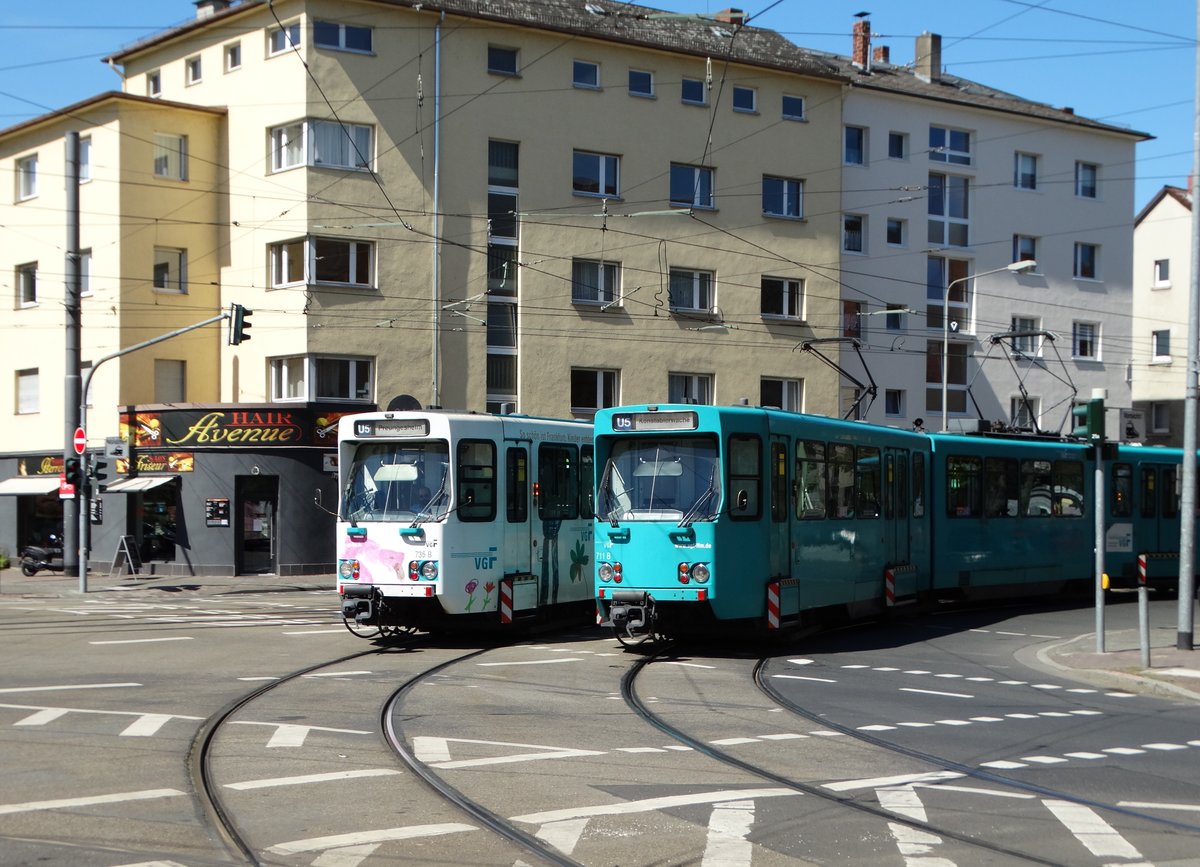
0;566;334;597
1038;626;1200;703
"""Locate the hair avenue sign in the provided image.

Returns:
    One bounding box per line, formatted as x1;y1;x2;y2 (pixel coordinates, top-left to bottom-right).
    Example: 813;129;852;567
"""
119;405;363;450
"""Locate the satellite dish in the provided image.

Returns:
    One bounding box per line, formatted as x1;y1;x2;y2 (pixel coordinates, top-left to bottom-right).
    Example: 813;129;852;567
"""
386;394;422;411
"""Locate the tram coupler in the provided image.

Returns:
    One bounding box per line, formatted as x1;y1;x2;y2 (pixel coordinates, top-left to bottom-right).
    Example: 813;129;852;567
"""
608;590;654;632
340;583;379;625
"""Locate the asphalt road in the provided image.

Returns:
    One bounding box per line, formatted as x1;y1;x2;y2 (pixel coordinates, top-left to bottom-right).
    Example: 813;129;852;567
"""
0;586;1197;866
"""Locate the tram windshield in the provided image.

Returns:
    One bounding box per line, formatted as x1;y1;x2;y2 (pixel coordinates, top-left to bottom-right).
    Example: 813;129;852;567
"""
343;440;450;523
599;436;720;524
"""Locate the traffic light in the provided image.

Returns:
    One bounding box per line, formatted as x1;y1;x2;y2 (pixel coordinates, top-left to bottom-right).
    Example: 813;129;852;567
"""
1071;397;1105;442
228;303;253;345
90;458;108;484
64;457;81;486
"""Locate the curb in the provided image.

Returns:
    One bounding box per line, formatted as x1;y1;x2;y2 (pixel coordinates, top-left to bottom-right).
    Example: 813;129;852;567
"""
1036;632;1200;703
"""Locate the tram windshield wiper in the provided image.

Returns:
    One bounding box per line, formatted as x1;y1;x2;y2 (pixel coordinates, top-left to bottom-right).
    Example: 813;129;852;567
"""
599;459;631;527
679;464;718;528
411;466;449;526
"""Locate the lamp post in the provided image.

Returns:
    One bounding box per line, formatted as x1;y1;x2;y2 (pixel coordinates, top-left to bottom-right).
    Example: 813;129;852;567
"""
941;259;1038;431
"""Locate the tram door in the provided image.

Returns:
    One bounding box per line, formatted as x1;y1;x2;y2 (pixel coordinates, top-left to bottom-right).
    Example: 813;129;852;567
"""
503;444;534;578
768;437;790;578
884;448;911;566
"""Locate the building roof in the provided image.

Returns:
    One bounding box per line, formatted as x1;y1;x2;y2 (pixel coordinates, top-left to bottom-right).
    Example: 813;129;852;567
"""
99;0;1147;139
1135;184;1192;227
0;91;226;143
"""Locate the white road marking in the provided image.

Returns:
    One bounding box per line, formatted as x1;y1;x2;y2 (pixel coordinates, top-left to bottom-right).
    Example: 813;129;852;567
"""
1020;756;1069;765
1;702;202;731
302;671;373;678
0;682;141;694
773;674;837;683
701;799;755;867
859;725;897;732
887;822;955;866
787;658;814;665
1064;752;1107;760
283;629;347;635
969;717;1003;723
934;720;971;726
511;788;798;824
663;661;719;669
227;720;371;748
759;733;807;740
980;760;1029;769
900;688;973;699
225;769;402;790
535;818;588;856
413;736;605;769
1103;747;1145;756
312;843;380;867
616;747;668;753
896;722;935;728
268;824;476;855
916;783;1034;799
88;637;193;645
237;677;280;682
120;714;176;737
877;786;926;822
710;738;760;746
824;771;962;792
1119;801;1200;812
1043;799;1145;859
0;788;185;815
902;670;931;675
1142;743;1188;751
476;659;583;666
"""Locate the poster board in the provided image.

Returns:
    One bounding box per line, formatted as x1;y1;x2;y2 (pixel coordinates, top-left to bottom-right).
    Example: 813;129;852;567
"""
110;535;143;576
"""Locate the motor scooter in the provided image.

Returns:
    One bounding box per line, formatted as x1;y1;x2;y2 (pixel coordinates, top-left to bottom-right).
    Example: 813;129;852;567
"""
20;534;64;576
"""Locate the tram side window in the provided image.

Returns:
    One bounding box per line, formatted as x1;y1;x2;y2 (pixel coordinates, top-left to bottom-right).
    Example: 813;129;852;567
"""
1111;463;1132;518
770;442;788;523
912;452;925;517
829;444;855;519
946;456;982;518
795;439;826;519
538;443;579;520
984;457;1018;518
895;451;908;520
1162;467;1179;519
506;447;528;523
1053;461;1084;517
580;445;595;519
1140;468;1157;519
457;440;496;521
856;446;881;518
1020;459;1053;517
728;435;761;520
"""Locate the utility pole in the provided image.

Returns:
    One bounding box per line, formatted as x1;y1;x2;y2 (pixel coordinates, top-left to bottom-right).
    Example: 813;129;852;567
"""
63;131;82;577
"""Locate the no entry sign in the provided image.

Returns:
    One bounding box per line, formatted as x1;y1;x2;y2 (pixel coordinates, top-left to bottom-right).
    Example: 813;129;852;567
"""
73;427;87;455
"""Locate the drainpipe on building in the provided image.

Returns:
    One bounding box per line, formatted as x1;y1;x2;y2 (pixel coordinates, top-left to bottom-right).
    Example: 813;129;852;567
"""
431;11;443;407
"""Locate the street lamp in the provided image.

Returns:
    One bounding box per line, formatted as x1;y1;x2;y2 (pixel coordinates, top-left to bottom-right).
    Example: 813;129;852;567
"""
941;259;1038;431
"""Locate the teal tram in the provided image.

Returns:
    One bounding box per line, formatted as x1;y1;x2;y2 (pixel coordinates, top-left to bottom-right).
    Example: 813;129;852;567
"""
592;404;1190;643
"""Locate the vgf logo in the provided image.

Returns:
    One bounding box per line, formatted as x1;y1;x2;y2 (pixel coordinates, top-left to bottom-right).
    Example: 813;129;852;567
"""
474;556;498;569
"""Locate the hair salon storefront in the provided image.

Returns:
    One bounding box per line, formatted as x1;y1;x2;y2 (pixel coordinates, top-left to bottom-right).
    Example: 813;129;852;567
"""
0;403;364;577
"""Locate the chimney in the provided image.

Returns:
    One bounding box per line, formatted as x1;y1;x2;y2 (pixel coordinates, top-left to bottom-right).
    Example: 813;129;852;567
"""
873;45;890;65
194;0;232;19
915;32;941;82
852;18;871;71
715;8;746;26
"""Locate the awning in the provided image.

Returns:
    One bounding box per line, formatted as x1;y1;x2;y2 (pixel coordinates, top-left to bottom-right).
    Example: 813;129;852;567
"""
0;476;59;495
102;476;178;493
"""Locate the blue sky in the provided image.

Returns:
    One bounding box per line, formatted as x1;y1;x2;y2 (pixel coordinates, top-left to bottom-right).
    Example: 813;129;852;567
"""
1;0;1193;211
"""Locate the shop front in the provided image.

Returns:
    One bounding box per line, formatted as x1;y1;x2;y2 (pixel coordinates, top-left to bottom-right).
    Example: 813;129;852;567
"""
0;455;67;558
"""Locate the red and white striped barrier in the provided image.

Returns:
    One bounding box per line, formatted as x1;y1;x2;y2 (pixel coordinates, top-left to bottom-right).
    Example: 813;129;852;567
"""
1138;554;1147;587
499;577;514;625
766;581;781;630
885;568;896;607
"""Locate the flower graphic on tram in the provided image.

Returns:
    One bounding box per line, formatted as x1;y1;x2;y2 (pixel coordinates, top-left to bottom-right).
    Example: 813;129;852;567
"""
482;581;495;608
464;579;479;611
569;540;589;583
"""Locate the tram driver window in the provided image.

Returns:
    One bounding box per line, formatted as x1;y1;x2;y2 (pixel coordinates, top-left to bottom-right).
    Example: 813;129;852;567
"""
1111;463;1132;517
1020;459;1053;517
1053;461;1085;517
856;446;880;518
984;457;1018;517
829;444;855;519
728;435;761;520
795;440;826;519
457;440;496;521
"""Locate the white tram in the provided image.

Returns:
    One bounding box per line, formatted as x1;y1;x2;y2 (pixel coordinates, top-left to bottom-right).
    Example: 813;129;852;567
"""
336;411;596;638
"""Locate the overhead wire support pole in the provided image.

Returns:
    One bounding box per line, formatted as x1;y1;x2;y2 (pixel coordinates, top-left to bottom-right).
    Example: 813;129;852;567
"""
64;131;82;578
1180;0;1200;652
76;310;231;593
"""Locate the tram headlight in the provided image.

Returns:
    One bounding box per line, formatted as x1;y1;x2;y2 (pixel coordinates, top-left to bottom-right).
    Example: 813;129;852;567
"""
598;562;622;583
691;562;710;583
339;559;360;580
420;560;438;580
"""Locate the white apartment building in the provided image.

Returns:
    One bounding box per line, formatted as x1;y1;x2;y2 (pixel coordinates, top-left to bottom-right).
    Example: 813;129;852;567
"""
1132;184;1192;444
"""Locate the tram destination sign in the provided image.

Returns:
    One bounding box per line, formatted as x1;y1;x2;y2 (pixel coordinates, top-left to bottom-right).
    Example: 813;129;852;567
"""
354;418;430;438
612;411;698;432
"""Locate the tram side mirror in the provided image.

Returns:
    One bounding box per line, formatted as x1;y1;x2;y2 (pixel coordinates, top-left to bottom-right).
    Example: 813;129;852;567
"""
737;490;749;510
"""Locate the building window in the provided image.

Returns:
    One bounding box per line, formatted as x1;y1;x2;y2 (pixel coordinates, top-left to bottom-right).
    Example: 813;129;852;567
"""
1011;396;1039;430
925;340;967;414
782;94;805;120
668;373;712;405
154;360;187;403
843;300;862;339
314;20;373;52
681;77;706;105
761;277;803;320
1152;329;1171;362
317;238;371;285
1075;161;1098;198
487;245;517;296
572;259;619;306
572;150;619;197
153;248;186;293
1151;402;1169;434
573;60;600;88
628;69;654;97
1074;242;1099;279
886;218;905;246
928;172;969;247
16;263;37;307
888;132;906;159
1014;152;1038;190
271;356;373;402
16;369;38;415
80;250;92;297
843;214;865;253
489;139;519;187
271;121;372;171
15;154;36;201
489;191;518;240
670;163;714;209
271;122;305;170
153;133;188;180
885;304;905;331
79;137;91;182
1153;258;1170;287
186;55;202;85
668;268;713;312
225;42;242;71
487;301;516;348
488;45;518;75
926;255;969;336
1013;235;1037;264
761;378;802;411
732;85;756;112
270;239;305;286
570;368;618;415
269;22;301;55
1011;316;1038;355
885;389;904;417
1073;321;1098;359
147;70;161;97
762;176;802;218
929;125;971;165
844;125;865;165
